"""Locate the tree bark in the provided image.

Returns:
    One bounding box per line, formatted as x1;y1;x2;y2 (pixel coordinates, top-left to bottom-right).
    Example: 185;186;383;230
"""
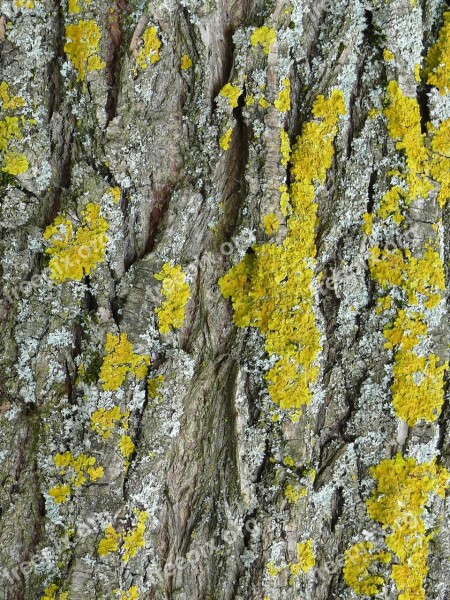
1;1;449;599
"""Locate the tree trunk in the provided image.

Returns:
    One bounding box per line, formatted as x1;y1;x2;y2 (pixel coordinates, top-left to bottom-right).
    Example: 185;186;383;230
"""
1;1;450;599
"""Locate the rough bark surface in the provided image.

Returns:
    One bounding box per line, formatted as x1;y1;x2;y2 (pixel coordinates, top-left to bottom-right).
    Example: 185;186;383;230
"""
0;0;450;599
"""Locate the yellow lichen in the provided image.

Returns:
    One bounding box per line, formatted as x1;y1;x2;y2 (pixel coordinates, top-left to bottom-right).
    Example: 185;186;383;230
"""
290;539;316;576
98;524;121;556
263;213;280;235
41;584;68;600
274;78;291;112
181;54;192;69
148;374;164;399
219;90;345;410
54;451;104;487
135;26;161;70
68;0;89;13
119;434;135;461
119;588;139;600
0;83;29;176
366;454;449;600
98;510;147;563
280;129;291;167
219;83;242;108
43;203;108;283
122;510;147;562
99;333;150;391
284;484;307;503
258;97;270;109
343;541;391;596
64;20;106;82
109;186;121;203
383;48;395;61
48;483;71;504
219;127;233;150
91;406;129;439
154;263;190;334
250;26;276;54
424;12;450;94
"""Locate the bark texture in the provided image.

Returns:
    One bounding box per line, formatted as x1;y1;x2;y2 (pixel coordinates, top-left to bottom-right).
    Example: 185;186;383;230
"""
1;0;450;599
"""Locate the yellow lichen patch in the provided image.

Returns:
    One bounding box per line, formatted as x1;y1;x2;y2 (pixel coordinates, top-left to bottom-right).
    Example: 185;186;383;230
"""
148;374;164;399
68;0;90;13
383;48;395;61
219;127;232;150
98;510;148;563
122;510;147;562
424;12;450;93
41;584;68;600
245;94;255;106
135;26;161;70
290;539;316;576
43;203;108;283
64;20;106;81
14;0;35;8
266;562;282;577
119;434;135;461
284;484;307;503
181;54;192;69
154;263;191;333
263;213;280;235
219;90;346;410
54;451;104;487
366;454;450;600
0;83;29;176
280;129;291;167
274;78;291;112
48;483;71;504
2;150;28;175
99;333;150;391
109;186;121;203
383;310;427;350
98;524;121;556
119;588;139;600
219;83;242;108
343;542;391;596
0;81;25;110
250;26;276;54
362;212;373;235
392;350;447;425
91;406;129;439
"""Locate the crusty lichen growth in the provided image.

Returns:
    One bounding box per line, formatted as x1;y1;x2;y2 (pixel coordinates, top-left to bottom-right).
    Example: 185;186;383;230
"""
0;81;29;176
43;202;108;283
48;451;103;503
424;12;450;94
343;542;391;596
116;588;139;600
154;263;191;333
64;20;106;81
345;455;449;599
274;78;291;113
98;510;148;563
180;54;192;69
41;584;68;600
135;26;161;70
99;333;150;391
250;26;276;54
219;127;233;150
365;79;449;426
289;539;316;578
219;82;242;108
91;406;130;439
280;129;291;167
219;90;346;409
